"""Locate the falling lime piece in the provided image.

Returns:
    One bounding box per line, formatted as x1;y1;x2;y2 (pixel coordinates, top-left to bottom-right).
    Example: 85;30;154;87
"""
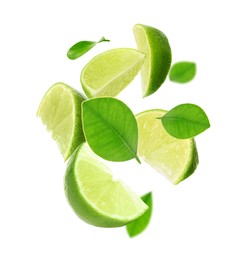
80;48;145;98
136;109;198;184
133;24;172;97
64;143;148;227
37;82;86;160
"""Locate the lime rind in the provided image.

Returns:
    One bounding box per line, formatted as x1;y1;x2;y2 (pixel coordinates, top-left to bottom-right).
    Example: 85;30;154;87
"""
175;139;199;184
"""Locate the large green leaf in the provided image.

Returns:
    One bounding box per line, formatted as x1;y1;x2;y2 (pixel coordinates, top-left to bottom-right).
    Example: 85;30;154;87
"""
160;103;210;139
126;192;153;237
169;61;196;83
82;97;140;162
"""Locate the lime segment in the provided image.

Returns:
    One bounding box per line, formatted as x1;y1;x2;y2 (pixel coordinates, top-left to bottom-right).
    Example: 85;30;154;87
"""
64;143;148;227
136;109;198;184
80;48;145;98
133;24;172;97
37;82;86;160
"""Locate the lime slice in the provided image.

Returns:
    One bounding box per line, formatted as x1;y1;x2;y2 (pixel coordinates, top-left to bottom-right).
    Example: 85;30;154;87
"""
80;48;145;98
136;109;198;184
133;24;172;97
64;143;148;227
37;82;86;160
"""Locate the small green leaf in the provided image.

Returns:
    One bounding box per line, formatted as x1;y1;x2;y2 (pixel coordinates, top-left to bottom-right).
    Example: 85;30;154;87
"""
67;37;110;60
82;97;140;163
169;61;196;83
126;192;153;238
160;103;210;139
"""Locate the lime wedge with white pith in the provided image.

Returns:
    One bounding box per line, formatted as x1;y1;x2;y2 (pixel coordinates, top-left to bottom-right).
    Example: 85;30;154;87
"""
133;24;172;97
37;82;86;160
136;110;198;184
80;48;145;98
64;143;148;227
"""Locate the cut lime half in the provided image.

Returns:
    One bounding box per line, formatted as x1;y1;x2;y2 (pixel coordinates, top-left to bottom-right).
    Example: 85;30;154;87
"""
133;24;172;97
37;82;86;160
136;109;198;184
64;143;148;227
80;48;145;98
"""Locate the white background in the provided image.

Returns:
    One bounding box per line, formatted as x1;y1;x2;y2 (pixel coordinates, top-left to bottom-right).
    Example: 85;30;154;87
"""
1;0;244;259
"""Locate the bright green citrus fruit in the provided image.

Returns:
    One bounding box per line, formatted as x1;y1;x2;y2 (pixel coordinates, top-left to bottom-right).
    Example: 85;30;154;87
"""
80;48;145;98
37;82;86;160
64;143;148;227
133;24;172;97
136;109;198;184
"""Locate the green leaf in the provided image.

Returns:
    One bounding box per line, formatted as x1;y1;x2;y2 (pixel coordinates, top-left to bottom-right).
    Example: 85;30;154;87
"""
67;37;110;60
169;61;196;83
126;192;153;238
82;97;140;163
160;103;210;139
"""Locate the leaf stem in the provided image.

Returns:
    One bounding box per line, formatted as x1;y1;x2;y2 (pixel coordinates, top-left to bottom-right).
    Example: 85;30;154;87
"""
98;36;110;43
135;155;141;164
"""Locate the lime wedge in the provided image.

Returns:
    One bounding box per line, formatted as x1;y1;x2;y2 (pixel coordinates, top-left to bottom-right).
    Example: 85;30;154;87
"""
133;24;172;97
80;48;145;98
136;109;198;184
64;143;148;227
37;82;86;160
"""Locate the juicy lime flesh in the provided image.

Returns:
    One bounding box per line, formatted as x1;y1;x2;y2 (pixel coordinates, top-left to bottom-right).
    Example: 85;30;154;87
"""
65;144;148;227
37;83;84;160
81;48;145;98
37;84;73;156
133;25;151;95
136;110;198;184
